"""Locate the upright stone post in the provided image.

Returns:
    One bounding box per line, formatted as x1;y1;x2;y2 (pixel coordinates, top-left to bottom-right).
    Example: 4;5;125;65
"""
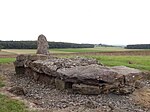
36;34;49;55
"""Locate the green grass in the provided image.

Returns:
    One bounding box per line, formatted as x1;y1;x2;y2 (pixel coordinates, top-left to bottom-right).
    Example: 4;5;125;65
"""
0;55;149;71
0;58;15;64
87;56;150;71
2;47;147;54
0;94;30;112
49;47;139;53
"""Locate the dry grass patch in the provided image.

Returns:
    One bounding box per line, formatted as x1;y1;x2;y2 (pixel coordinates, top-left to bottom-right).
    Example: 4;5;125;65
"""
132;87;150;108
0;75;5;88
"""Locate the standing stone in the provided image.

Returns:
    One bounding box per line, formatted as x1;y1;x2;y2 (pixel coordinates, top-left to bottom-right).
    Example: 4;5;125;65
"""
36;34;49;55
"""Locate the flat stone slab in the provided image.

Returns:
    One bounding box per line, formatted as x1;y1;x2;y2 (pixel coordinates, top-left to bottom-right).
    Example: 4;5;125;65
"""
29;57;99;75
58;65;143;85
111;66;141;75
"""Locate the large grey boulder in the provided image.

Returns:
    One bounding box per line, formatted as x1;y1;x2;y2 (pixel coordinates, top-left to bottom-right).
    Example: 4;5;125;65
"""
36;34;49;55
14;54;52;75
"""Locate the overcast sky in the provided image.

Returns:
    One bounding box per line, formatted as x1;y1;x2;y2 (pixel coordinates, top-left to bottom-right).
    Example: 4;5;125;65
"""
0;0;150;45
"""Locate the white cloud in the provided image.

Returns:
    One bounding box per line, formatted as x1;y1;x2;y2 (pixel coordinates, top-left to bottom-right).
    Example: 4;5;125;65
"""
0;0;150;45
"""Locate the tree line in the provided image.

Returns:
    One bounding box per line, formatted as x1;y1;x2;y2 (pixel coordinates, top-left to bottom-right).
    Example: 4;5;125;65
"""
0;41;94;49
125;44;150;49
96;44;123;47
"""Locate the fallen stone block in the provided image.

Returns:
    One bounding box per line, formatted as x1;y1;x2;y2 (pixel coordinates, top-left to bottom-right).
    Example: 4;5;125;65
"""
38;74;55;85
72;84;101;95
28;54;48;61
16;54;28;61
14;61;25;67
55;79;66;90
8;86;26;96
15;67;25;75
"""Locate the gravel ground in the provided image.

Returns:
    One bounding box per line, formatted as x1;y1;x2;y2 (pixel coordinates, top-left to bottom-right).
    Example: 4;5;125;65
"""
1;64;150;112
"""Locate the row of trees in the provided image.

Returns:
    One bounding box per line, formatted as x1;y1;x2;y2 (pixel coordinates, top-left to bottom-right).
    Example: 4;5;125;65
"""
96;44;123;47
125;44;150;49
0;41;94;49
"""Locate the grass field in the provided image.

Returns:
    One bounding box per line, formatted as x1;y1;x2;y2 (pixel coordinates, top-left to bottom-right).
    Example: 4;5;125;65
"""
2;47;148;54
0;94;30;112
0;55;149;71
0;47;150;71
49;47;128;53
0;58;15;64
88;56;150;71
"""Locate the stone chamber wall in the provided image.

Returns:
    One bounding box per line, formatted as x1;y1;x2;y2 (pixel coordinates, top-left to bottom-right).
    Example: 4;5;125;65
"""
14;54;145;95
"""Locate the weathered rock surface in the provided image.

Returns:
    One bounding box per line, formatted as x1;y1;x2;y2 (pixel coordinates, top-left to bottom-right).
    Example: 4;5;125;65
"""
14;54;145;95
72;84;101;95
30;57;99;75
58;65;143;84
14;54;98;74
57;65;143;94
36;34;49;55
8;86;26;96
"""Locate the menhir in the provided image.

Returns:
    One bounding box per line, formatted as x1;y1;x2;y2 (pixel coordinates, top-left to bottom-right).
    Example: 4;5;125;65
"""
36;34;49;55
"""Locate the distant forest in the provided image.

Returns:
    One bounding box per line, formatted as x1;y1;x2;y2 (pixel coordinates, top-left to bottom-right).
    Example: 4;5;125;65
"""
96;44;123;47
126;44;150;49
0;41;94;49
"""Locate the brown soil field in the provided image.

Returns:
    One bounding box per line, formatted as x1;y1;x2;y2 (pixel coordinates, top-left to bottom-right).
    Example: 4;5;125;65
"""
52;50;150;56
0;54;17;58
0;50;150;58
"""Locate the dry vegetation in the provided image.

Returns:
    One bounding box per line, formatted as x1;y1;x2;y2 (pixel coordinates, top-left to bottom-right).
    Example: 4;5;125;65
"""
132;87;150;108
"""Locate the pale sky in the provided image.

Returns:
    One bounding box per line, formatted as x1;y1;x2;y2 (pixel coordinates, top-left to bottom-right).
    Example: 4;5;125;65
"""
0;0;150;45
